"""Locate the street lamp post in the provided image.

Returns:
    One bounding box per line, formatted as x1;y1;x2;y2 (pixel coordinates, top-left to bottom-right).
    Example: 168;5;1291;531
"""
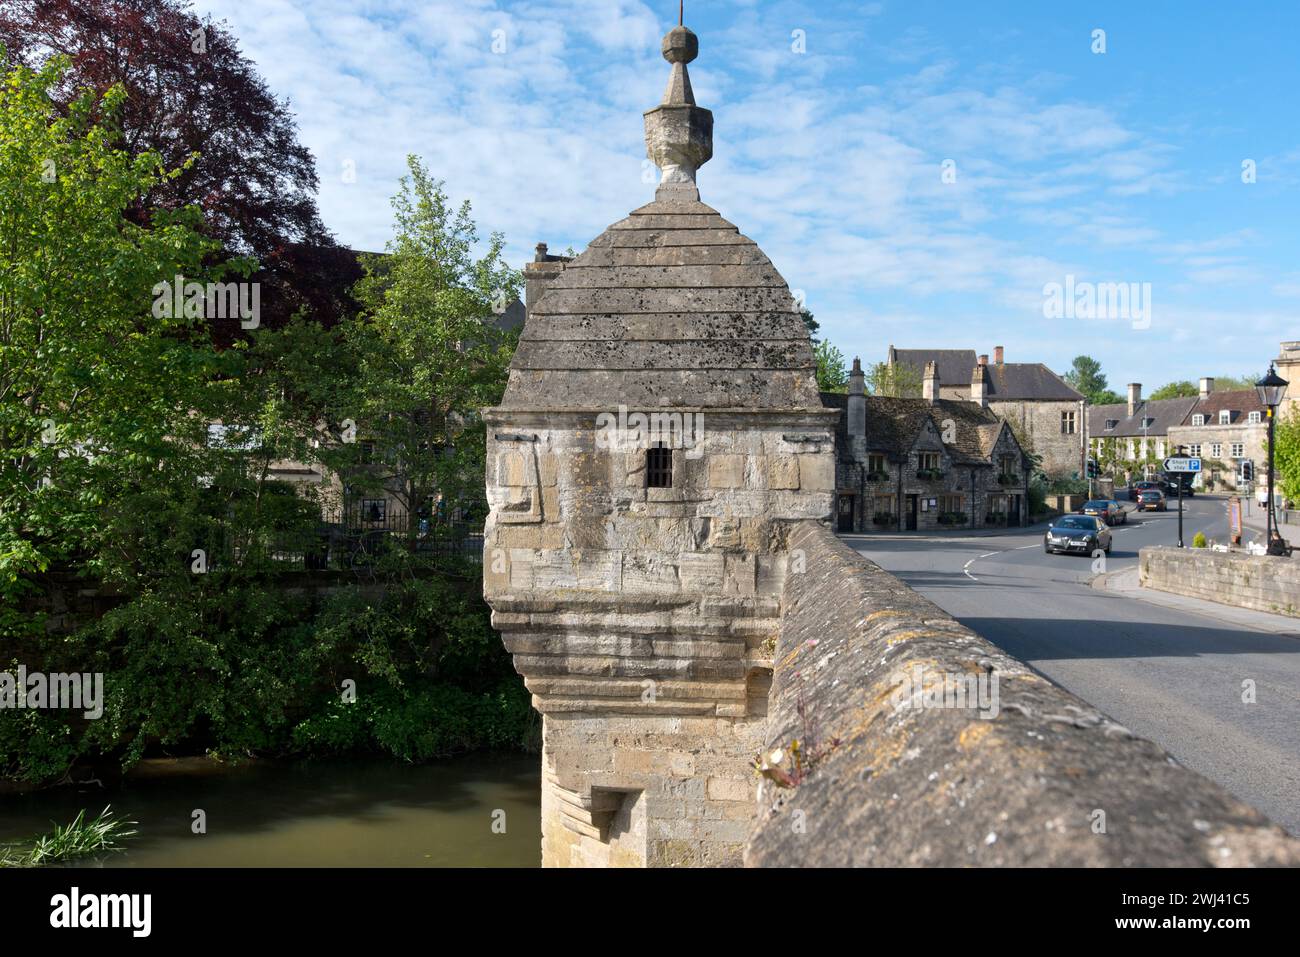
1255;363;1290;556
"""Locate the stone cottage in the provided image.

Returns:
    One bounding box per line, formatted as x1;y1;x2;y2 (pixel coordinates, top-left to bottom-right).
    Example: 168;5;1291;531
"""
886;345;1085;479
481;20;836;867
1087;383;1198;482
1165;379;1268;490
829;358;1031;533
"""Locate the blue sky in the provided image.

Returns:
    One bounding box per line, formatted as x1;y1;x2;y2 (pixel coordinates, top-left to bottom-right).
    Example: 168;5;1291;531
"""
196;0;1299;391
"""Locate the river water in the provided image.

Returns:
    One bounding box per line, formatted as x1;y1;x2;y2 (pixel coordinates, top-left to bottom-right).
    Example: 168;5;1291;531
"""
0;752;540;867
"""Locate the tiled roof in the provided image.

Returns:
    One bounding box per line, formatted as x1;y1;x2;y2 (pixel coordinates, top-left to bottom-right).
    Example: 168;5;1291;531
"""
986;363;1083;401
888;348;1082;401
1087;397;1198;437
825;392;1013;467
889;348;977;387
1181;389;1265;425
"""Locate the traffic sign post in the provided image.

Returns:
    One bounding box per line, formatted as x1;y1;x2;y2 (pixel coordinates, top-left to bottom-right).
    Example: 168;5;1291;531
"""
1164;456;1201;548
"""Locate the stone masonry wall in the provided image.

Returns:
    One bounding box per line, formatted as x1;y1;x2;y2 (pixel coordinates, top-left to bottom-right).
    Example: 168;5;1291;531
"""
992;398;1082;479
1140;545;1300;617
483;410;834;866
745;522;1300;866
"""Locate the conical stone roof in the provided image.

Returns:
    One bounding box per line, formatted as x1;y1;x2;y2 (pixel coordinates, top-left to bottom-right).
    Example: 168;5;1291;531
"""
498;22;821;413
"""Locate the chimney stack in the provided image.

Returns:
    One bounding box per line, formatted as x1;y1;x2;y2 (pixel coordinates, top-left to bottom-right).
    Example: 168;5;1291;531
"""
972;363;989;408
1127;383;1142;418
1199;377;1214;398
923;360;940;404
994;345;1004;366
978;353;988;367
847;357;866;453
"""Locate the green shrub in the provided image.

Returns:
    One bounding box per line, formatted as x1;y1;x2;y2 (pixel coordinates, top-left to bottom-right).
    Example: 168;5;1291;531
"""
1193;532;1208;548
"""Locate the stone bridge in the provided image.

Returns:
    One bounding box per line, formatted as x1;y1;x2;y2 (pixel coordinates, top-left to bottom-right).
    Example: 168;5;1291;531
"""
480;19;1300;868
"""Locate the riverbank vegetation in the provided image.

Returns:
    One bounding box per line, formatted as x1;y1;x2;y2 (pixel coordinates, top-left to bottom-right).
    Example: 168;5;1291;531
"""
0;806;136;867
0;11;534;787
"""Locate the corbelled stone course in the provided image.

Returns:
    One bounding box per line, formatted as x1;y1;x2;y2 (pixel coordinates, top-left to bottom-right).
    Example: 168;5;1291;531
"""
745;522;1300;866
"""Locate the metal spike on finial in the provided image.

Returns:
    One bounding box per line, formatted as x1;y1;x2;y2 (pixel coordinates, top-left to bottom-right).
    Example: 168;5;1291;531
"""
679;0;683;26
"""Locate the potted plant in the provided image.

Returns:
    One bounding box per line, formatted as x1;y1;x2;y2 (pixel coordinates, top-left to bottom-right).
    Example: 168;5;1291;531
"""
916;468;945;481
866;470;889;483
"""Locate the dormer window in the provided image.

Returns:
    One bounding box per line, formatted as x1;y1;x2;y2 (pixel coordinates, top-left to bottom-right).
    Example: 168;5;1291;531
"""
1104;419;1118;431
1142;417;1155;429
1192;414;1205;426
1249;411;1262;424
1219;410;1231;425
646;443;673;488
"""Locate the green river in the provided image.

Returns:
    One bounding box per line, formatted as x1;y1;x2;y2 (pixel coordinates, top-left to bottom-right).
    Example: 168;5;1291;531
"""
0;752;540;867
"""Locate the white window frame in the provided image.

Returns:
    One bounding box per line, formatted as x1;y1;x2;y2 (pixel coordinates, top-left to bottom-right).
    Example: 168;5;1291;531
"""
1192;414;1205;426
1219;410;1231;425
1248;411;1262;424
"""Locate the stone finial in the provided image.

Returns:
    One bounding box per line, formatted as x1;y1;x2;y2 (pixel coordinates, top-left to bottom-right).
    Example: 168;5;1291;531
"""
644;22;713;199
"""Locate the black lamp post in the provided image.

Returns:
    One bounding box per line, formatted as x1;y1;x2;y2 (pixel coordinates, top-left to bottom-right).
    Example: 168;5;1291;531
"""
1254;363;1289;555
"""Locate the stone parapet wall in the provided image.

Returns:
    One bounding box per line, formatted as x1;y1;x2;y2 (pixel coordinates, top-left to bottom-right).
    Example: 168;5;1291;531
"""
744;522;1300;866
1140;546;1300;618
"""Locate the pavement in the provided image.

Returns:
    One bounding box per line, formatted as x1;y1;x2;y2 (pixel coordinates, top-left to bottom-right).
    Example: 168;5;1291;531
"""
846;493;1300;835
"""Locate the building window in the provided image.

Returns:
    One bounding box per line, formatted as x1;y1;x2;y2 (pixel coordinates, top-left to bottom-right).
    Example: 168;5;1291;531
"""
1211;443;1222;457
1249;411;1262;424
1189;444;1201;457
1219;410;1231;425
918;452;940;471
1061;410;1076;434
1142;417;1156;429
361;499;386;522
873;495;895;515
940;493;964;513
1231;443;1244;458
1104;419;1118;431
867;453;887;475
1192;414;1205;426
646;443;673;488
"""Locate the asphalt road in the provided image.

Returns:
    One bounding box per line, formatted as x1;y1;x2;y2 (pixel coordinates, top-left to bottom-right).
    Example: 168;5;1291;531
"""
848;494;1300;835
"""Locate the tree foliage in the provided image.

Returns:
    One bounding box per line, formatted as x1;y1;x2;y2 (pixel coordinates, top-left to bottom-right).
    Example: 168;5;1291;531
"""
0;58;532;781
0;0;359;337
813;339;848;393
866;360;921;398
1274;407;1300;507
1150;380;1197;400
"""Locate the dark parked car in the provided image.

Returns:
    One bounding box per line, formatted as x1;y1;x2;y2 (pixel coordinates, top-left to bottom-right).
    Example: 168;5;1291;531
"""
1045;514;1111;555
1130;480;1160;500
1080;499;1126;524
1136;488;1167;512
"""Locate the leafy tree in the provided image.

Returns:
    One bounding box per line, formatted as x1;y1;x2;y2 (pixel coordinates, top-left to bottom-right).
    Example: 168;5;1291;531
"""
799;306;819;340
1063;355;1120;405
1209;373;1263;393
813;339;847;393
866;360;921;398
338;156;521;536
1150;380;1197;400
0;55;223;627
1274;407;1300;507
0;0;358;337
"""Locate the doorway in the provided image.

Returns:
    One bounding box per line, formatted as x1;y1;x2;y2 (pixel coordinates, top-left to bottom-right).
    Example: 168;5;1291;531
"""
905;495;918;530
837;495;855;533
